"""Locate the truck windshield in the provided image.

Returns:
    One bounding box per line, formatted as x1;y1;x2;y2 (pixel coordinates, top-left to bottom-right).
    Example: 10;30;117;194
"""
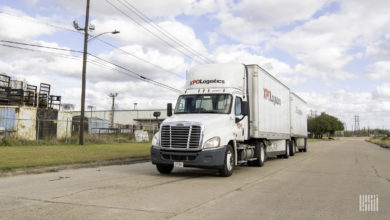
174;94;232;114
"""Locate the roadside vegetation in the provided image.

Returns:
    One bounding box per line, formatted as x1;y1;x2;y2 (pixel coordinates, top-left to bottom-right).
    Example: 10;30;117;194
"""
0;133;153;146
307;138;334;142
308;112;344;139
0;142;151;171
366;136;390;148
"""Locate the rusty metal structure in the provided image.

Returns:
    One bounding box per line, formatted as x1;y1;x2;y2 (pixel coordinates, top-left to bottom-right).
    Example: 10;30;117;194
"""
0;73;68;140
0;73;61;109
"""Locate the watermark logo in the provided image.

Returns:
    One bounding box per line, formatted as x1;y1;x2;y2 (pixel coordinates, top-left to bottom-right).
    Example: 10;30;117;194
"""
359;194;378;212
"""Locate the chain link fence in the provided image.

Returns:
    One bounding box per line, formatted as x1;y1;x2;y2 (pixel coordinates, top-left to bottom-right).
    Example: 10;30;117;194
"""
0;116;156;144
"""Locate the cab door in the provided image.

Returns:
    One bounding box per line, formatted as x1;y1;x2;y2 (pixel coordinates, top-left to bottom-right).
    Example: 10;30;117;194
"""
234;96;247;141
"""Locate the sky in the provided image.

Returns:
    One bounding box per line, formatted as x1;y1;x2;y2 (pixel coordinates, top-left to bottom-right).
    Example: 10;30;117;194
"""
0;0;389;130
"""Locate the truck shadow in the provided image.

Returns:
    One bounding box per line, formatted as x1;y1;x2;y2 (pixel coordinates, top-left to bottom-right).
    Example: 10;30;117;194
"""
143;166;247;179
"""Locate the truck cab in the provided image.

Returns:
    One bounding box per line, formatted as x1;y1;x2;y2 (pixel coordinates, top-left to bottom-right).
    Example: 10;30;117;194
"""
151;64;255;176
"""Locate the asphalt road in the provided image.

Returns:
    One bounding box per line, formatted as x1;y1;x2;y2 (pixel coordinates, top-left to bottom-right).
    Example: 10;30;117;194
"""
0;138;389;220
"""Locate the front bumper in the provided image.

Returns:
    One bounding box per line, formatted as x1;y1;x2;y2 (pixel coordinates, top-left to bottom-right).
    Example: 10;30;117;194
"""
150;145;227;168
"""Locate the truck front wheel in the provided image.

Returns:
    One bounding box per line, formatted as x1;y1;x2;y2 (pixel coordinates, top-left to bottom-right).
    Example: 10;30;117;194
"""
156;164;174;174
219;145;234;177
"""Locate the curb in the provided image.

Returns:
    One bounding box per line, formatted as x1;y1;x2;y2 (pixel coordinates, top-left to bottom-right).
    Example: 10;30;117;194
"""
365;140;390;149
0;157;150;177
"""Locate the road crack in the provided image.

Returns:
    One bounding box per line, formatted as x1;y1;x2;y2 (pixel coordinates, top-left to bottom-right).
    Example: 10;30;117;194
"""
14;196;175;215
372;165;390;183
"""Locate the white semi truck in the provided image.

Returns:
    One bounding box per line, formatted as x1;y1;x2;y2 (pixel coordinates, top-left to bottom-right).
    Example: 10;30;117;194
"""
151;64;307;176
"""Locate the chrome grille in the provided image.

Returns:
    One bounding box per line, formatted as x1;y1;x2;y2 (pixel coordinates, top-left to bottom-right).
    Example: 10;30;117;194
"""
161;125;202;149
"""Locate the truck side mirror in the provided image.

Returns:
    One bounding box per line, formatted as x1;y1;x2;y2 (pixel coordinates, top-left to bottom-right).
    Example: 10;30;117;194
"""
241;101;249;116
153;111;161;117
167;103;172;116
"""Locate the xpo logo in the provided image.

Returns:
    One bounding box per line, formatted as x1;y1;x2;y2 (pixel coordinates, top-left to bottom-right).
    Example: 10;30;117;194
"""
264;88;281;105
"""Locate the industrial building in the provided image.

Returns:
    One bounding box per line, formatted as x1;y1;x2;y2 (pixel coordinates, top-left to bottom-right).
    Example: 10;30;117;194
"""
72;109;167;133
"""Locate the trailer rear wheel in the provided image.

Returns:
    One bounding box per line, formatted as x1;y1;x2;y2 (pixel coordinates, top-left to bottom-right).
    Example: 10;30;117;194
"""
284;140;289;159
219;145;234;177
303;138;307;152
289;140;296;156
156;164;174;174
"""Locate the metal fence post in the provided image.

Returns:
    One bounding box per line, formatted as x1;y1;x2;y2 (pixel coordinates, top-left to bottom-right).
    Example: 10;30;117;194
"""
65;118;69;144
36;117;39;143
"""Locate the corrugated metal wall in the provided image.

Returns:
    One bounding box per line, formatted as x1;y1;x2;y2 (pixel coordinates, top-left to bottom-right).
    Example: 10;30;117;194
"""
0;107;16;136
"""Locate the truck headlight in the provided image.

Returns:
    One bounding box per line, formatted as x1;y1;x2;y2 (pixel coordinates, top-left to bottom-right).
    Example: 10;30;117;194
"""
152;132;160;146
203;136;221;149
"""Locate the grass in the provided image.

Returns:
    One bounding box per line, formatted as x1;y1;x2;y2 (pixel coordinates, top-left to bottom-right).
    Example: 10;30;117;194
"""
0;133;140;146
366;137;390;147
307;137;336;142
308;138;323;142
0;142;151;170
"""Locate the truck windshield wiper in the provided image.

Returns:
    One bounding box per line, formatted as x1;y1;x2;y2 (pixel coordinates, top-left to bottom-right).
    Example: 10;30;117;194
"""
199;110;219;113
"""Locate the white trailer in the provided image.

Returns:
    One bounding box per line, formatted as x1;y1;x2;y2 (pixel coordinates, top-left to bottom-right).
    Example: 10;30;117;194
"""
151;63;307;177
246;64;291;156
289;92;308;153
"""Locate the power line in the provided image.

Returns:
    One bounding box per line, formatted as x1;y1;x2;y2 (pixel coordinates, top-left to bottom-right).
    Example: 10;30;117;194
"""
0;40;181;93
0;11;79;34
105;0;209;64
95;38;184;78
1;40;82;53
0;10;185;78
118;0;213;63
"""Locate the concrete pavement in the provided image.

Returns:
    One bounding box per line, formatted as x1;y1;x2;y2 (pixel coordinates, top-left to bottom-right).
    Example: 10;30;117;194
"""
0;138;389;219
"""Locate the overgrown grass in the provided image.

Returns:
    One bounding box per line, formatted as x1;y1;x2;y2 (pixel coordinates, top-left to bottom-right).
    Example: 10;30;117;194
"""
0;142;151;170
366;137;390;147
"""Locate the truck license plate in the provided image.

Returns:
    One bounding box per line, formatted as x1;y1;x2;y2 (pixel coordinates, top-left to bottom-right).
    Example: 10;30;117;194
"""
174;162;183;168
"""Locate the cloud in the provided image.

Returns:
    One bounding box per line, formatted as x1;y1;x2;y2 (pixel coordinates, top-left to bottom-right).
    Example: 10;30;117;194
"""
52;0;206;19
213;0;327;44
272;0;390;85
366;61;390;80
373;83;390;99
93;17;210;64
234;0;327;28
366;34;390;60
212;44;293;75
299;89;390;129
0;7;55;40
184;0;219;16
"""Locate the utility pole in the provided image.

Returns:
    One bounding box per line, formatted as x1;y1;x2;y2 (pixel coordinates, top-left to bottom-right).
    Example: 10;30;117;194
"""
73;0;119;145
354;114;360;136
109;93;118;128
78;0;90;145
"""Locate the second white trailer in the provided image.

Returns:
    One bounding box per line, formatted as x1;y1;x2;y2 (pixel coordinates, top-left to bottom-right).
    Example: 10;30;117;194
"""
290;92;308;153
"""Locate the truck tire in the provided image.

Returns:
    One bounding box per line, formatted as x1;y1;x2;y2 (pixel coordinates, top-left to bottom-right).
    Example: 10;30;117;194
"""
284;140;289;159
219;145;234;177
303;138;307;152
156;164;174;174
251;142;265;167
289;140;296;156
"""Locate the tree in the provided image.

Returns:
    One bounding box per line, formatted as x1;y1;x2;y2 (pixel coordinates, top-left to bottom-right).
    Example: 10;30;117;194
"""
308;112;344;139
